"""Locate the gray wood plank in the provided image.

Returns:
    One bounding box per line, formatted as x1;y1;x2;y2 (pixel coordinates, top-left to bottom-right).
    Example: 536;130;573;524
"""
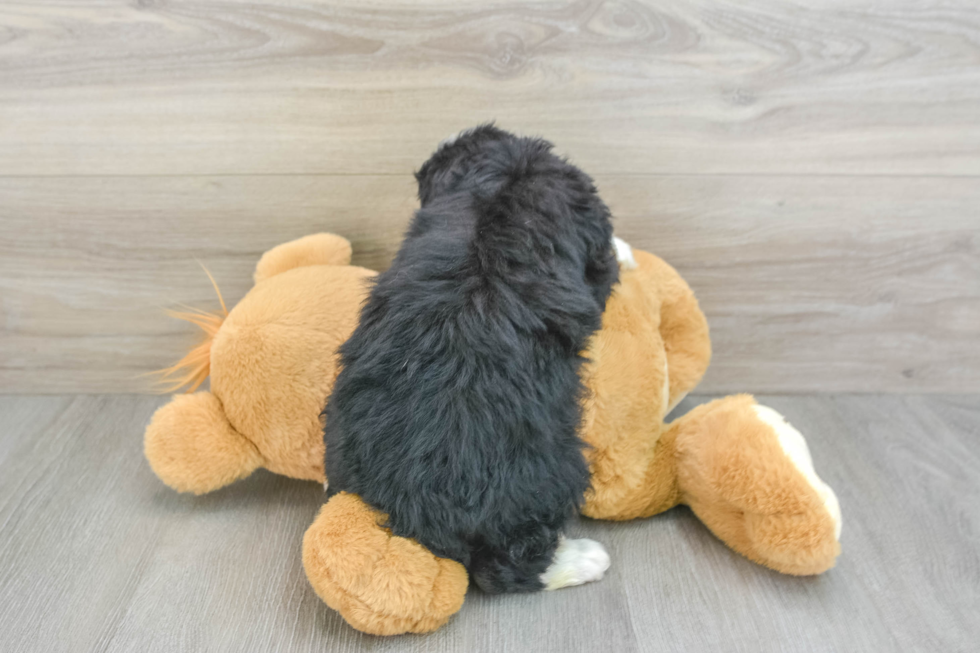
1;1;979;176
0;394;978;652
0;395;72;466
3;0;979;396
2;175;977;394
828;395;980;650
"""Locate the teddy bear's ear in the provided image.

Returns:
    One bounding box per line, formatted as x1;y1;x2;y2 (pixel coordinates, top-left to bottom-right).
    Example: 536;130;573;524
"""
144;391;264;494
253;233;353;284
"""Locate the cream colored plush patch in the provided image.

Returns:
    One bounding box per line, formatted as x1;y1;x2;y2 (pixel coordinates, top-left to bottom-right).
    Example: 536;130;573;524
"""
540;537;611;590
753;405;842;540
613;236;638;270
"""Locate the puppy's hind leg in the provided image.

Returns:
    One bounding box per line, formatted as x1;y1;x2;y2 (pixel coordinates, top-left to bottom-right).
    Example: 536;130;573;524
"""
469;526;610;594
540;537;611;590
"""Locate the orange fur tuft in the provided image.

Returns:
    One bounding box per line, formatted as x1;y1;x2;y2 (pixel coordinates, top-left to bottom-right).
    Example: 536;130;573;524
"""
151;265;229;394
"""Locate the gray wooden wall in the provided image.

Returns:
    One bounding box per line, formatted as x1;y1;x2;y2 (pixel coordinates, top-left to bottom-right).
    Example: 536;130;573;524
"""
2;0;978;394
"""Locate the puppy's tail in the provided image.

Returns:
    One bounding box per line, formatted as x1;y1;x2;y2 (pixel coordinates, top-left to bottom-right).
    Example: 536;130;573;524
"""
150;265;228;394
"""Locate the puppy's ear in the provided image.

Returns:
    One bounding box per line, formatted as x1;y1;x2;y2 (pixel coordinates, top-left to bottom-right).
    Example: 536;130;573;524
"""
416;124;516;206
581;199;619;310
414;164;437;206
585;245;617;309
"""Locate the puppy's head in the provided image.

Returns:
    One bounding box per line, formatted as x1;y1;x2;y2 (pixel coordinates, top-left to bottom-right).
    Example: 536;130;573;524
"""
415;124;519;207
415;124;619;312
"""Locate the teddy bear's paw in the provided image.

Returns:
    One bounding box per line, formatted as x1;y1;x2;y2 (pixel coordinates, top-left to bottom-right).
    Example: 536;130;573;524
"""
612;236;638;270
752;405;842;541
674;395;841;575
144;392;264;494
302;493;468;636
541;537;611;590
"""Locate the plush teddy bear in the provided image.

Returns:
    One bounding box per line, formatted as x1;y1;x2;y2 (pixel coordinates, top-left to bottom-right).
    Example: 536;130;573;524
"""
145;233;841;636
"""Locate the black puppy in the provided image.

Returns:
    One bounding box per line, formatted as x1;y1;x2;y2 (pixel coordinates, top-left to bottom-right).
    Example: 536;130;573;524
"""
324;125;623;593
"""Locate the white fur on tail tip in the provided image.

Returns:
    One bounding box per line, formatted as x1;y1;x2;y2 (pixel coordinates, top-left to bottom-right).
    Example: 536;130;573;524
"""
613;236;637;270
753;405;843;540
541;537;611;590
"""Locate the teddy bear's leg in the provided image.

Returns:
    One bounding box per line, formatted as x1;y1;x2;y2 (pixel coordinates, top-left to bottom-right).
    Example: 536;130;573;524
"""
581;424;683;522
144;391;265;494
253;233;353;283
641;253;712;413
302;492;468;636
670;395;842;575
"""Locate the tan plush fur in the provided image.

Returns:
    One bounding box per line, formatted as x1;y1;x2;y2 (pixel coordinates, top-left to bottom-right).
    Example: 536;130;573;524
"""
254;232;353;283
145;391;263;494
145;233;374;488
670;395;841;576
302;492;468;635
145;234;841;635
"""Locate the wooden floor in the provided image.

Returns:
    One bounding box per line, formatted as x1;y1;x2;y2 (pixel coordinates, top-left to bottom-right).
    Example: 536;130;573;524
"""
2;0;979;394
1;393;977;652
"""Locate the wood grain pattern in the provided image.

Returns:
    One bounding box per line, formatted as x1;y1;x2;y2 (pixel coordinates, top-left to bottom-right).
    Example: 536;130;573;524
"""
1;0;979;176
1;0;979;393
0;394;978;652
2;174;977;393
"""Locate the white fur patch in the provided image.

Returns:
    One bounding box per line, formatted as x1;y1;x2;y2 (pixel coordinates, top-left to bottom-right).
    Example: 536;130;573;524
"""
753;405;842;540
541;537;611;590
439;131;462;148
612;236;637;270
440;126;481;149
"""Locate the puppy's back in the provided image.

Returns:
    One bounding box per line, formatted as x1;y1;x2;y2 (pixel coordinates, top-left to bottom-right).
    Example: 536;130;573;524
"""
324;132;617;591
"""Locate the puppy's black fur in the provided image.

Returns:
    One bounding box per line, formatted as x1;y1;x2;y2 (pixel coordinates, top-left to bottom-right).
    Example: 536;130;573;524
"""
323;125;618;593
